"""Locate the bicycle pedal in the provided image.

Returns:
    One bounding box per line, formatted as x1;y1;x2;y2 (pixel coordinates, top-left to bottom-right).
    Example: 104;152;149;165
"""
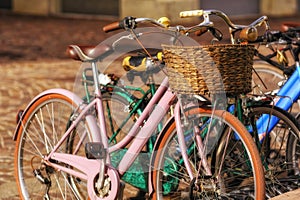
85;142;107;159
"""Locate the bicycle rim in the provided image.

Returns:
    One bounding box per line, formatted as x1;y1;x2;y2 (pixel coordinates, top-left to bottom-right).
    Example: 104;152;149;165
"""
151;107;265;200
248;105;300;197
14;93;89;199
252;61;284;94
101;92;139;146
287;131;300;184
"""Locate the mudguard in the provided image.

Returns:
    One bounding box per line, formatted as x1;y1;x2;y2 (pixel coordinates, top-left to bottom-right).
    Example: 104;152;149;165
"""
13;88;84;141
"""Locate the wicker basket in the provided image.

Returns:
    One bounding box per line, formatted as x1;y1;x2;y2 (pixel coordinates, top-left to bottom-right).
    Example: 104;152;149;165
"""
162;44;255;95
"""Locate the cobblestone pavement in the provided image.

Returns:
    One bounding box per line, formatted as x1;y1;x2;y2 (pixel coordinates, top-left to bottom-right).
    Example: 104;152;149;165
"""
0;60;80;199
0;59;140;199
0;12;137;199
0;10;299;199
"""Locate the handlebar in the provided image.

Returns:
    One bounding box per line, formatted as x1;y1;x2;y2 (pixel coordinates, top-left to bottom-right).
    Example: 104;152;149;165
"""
180;9;269;30
103;16;169;33
103;14;221;41
103;21;124;33
180;9;270;43
255;30;300;45
103;9;271;44
104;10;270;45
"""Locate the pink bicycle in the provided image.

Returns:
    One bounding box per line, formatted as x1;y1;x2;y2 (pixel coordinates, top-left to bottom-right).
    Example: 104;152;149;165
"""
13;14;265;199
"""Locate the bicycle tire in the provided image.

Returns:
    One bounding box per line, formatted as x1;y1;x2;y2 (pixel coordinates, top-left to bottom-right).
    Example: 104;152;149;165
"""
252;61;285;95
247;105;300;197
151;107;265;200
252;61;300;118
286;128;300;184
101;92;140;146
15;92;90;199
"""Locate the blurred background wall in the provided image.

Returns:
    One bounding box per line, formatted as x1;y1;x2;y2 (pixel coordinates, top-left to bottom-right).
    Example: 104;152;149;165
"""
0;0;299;22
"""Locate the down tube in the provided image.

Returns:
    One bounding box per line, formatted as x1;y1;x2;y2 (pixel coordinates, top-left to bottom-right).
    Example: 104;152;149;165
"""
257;65;300;140
117;89;175;175
275;65;300;111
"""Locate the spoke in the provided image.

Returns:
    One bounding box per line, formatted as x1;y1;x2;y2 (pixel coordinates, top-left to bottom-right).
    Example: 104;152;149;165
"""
22;129;44;157
46;102;60;145
217;127;232;179
35;111;52;153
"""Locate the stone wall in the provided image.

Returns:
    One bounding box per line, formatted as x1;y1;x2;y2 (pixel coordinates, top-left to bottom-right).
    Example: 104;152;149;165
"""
12;0;299;20
120;0;199;22
260;0;298;16
13;0;60;15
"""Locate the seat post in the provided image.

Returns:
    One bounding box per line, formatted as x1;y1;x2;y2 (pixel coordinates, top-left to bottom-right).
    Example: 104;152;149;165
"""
91;61;101;97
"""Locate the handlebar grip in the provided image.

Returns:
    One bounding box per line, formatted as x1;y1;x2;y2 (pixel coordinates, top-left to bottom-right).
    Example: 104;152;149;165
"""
180;10;204;18
103;16;136;33
253;35;265;43
194;27;209;36
103;21;122;33
281;22;300;32
253;31;282;43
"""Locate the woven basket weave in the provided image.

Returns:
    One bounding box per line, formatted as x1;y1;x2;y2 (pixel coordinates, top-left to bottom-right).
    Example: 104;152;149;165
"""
162;44;255;95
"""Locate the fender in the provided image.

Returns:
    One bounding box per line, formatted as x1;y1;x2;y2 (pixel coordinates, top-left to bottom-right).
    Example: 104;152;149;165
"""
13;88;84;141
147;104;211;197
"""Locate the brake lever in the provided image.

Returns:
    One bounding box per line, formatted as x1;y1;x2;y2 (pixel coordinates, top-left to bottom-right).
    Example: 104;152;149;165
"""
111;33;143;49
209;27;223;41
121;16;137;30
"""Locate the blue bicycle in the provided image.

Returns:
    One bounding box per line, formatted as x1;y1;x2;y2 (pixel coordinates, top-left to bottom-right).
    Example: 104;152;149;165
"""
252;26;300;117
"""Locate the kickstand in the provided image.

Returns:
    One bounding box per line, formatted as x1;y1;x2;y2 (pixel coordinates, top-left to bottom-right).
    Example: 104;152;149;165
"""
117;181;125;200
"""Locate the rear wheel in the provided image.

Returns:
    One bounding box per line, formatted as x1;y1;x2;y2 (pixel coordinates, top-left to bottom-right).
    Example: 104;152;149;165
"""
252;62;300;116
246;105;300;197
151;107;265;199
101;92;140;146
287;132;300;187
15;93;90;199
252;61;284;95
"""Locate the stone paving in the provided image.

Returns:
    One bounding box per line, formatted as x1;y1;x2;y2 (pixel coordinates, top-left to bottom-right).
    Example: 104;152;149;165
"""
0;10;300;199
0;12;139;199
0;60;79;199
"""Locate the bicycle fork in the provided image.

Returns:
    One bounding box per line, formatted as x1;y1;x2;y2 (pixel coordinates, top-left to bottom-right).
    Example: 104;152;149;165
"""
174;103;212;180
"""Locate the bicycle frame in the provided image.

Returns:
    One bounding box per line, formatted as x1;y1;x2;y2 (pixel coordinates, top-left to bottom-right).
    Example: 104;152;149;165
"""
14;14;267;200
82;67;160;149
252;38;300;140
16;59;197;199
170;9;299;146
254;62;300;140
222;15;300;142
227;63;300;142
255;46;291;71
273;62;300;110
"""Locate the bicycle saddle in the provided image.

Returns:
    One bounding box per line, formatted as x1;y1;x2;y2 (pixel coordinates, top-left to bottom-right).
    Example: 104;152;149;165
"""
66;44;113;62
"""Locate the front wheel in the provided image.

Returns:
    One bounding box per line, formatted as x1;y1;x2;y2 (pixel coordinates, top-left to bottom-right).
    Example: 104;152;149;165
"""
247;105;300;196
252;61;285;95
151;107;265;200
252;62;300;116
14;92;90;199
